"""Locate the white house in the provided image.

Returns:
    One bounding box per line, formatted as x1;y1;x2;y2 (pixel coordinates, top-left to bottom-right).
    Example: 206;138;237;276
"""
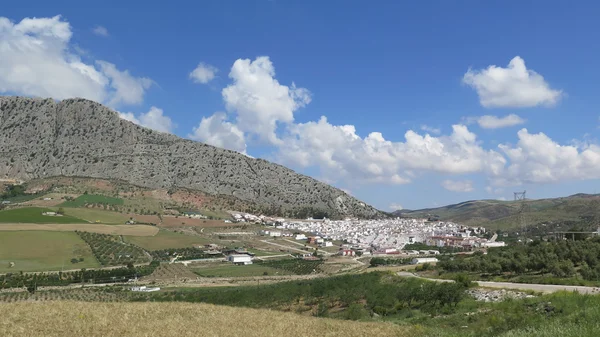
269;231;282;237
319;241;333;247
411;257;439;265
228;254;253;265
295;234;307;240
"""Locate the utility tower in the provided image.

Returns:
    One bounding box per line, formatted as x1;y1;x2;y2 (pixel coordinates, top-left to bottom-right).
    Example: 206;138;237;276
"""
514;191;528;235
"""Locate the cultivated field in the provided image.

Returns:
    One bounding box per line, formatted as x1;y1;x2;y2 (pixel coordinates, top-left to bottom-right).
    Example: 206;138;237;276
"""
59;208;129;224
124;230;209;250
0;231;99;273
0;301;411;337
59;194;124;207
0;224;159;236
191;263;293;277
0;207;84;224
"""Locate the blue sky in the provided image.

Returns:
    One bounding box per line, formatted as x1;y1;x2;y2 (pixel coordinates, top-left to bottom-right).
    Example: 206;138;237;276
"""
3;1;600;210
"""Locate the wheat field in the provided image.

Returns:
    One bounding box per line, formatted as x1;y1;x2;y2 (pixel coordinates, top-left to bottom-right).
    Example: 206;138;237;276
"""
0;301;413;337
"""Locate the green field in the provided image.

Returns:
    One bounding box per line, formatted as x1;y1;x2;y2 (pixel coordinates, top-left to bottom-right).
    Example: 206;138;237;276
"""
57;208;129;224
124;230;210;250
0;207;85;224
60;194;124;208
191;263;293;277
0;231;99;273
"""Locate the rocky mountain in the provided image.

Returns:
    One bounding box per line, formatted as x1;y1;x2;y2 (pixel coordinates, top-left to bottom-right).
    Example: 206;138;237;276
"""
0;96;383;219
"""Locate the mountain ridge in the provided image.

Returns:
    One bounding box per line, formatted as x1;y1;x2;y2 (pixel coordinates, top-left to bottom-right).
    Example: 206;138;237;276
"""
0;96;383;219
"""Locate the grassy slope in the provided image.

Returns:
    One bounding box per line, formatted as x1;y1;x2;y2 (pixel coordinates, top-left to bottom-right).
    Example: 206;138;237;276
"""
56;208;129;224
124;230;209;250
401;194;600;230
0;231;99;272
0;302;411;337
0;207;85;224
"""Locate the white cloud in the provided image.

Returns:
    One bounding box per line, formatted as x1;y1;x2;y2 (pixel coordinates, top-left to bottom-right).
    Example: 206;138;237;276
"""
0;15;151;107
189;62;218;84
492;128;600;186
389;203;403;211
222;56;311;145
97;61;153;106
420;125;441;134
118;106;175;133
477;114;526;129
188;112;247;154
92;25;108;37
442;179;474;192
277;118;506;185
463;56;562;108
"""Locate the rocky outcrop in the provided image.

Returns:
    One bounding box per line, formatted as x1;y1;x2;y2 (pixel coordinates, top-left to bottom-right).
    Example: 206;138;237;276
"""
0;96;383;218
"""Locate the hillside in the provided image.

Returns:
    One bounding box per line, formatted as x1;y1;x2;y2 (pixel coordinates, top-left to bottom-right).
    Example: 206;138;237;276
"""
0;302;411;337
0;96;382;219
397;194;600;231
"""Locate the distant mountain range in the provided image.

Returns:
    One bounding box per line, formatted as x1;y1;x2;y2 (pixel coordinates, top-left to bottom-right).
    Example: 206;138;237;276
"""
0;96;383;219
393;194;600;231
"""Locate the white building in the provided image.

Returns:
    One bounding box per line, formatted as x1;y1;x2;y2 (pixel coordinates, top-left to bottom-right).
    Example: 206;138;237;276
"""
295;234;307;240
411;257;439;265
269;231;282;237
481;241;506;248
131;286;160;292
228;254;253;265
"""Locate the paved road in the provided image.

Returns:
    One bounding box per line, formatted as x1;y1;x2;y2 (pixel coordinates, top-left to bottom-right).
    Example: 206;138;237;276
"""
397;271;600;294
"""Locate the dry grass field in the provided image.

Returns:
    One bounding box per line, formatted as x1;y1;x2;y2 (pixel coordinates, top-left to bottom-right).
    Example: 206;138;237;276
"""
0;302;412;337
0;223;159;236
159;215;243;227
124;229;209;250
0;231;99;273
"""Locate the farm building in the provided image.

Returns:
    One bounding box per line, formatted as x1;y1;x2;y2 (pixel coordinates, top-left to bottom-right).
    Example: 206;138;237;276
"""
227;254;253;265
339;249;356;257
411;257;439;265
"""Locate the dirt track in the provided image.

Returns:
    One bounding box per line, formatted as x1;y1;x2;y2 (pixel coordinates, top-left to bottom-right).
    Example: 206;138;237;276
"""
0;223;159;236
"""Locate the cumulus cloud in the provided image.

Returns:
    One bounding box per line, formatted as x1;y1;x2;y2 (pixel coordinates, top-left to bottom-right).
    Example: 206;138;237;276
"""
277;117;506;185
463;56;562;108
222;56;311;145
0;15;152;107
420;125;441;134
477;114;526;129
119;106;175;133
389;203;403;211
92;25;108;37
97;61;153;106
442;179;474;192
188;112;247;154
189;62;218;84
491;128;600;186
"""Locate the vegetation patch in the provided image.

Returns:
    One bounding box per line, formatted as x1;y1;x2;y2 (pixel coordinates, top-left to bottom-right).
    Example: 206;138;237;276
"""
0;207;84;224
76;231;151;266
0;231;99;273
60;194;124;208
149;247;223;262
436;237;600;286
260;258;324;275
192;264;293;277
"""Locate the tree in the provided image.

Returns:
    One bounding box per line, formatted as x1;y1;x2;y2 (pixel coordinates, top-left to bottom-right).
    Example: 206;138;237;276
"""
57;208;65;215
